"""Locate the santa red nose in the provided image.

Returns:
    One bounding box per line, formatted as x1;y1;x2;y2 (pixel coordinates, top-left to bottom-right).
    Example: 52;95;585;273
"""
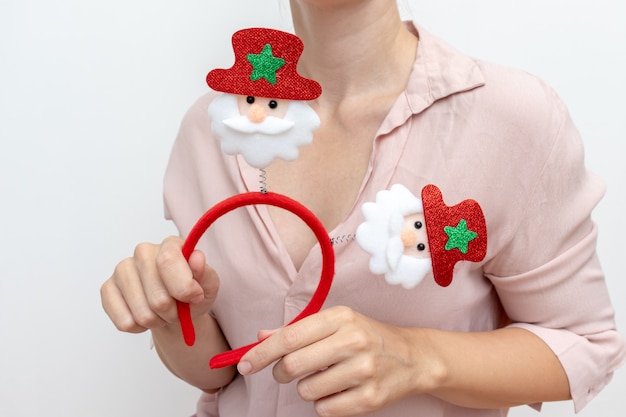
248;103;266;123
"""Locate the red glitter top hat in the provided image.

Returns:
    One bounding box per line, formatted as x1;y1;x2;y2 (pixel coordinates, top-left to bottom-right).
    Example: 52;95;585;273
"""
421;184;488;287
206;27;322;100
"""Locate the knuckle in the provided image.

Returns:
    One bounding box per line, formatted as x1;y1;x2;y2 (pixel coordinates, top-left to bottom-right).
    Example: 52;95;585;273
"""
279;326;302;351
249;345;270;365
346;329;370;352
361;386;384;410
133;242;156;260
332;305;358;323
99;279;112;299
155;247;179;271
203;268;220;292
100;280;141;334
114;315;143;333
148;289;175;314
356;356;377;379
296;379;315;401
280;354;301;378
112;258;135;281
171;286;194;303
133;307;159;328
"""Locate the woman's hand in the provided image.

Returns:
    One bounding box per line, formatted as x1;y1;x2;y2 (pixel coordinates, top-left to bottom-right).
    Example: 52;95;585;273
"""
101;236;220;334
101;236;236;391
237;306;572;415
237;306;438;417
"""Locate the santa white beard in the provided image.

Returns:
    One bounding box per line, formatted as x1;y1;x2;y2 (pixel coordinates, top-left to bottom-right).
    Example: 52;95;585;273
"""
383;254;433;289
208;93;320;169
356;184;432;289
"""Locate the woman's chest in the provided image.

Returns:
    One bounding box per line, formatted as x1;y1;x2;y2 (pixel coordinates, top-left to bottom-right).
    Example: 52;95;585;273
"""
264;123;376;269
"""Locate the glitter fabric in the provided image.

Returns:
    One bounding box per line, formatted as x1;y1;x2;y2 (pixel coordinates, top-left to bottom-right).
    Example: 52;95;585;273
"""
207;28;322;100
421;184;487;287
176;192;335;369
247;44;285;84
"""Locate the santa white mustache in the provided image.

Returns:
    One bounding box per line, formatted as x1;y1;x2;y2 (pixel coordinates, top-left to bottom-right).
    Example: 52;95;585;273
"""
222;114;295;135
208;93;320;169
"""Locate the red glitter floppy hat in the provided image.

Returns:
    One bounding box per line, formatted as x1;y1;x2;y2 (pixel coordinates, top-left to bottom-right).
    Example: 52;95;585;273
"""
207;27;322;100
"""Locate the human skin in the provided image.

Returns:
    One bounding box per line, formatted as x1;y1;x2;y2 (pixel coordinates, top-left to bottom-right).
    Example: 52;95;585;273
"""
101;237;236;392
101;0;571;414
243;0;570;414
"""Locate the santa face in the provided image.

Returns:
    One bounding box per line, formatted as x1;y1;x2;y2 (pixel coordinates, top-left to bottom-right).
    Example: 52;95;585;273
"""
208;93;320;169
356;184;433;289
401;212;430;259
236;95;289;123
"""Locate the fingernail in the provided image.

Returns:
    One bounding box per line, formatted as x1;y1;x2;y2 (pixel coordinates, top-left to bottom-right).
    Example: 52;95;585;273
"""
237;361;252;375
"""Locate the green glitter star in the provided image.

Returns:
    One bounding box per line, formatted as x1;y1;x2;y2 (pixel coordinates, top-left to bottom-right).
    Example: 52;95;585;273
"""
247;44;285;85
444;219;477;254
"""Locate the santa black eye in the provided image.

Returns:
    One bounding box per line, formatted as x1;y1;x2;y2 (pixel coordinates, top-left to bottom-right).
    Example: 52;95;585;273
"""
414;221;423;229
246;96;255;104
417;243;426;251
268;100;278;109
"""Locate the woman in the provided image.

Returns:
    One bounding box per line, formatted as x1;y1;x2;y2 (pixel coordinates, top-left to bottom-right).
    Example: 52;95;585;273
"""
101;0;625;416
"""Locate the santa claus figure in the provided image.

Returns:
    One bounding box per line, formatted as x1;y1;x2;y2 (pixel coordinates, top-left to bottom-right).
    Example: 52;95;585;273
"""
356;184;433;289
356;184;488;289
206;28;322;169
175;29;330;354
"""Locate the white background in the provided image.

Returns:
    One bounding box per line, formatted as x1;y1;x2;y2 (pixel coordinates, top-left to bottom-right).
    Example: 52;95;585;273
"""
0;1;624;416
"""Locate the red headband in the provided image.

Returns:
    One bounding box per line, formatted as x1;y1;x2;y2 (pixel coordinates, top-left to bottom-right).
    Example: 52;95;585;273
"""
176;191;335;369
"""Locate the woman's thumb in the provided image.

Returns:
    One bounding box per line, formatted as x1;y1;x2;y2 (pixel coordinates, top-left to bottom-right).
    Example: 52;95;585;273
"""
187;250;219;305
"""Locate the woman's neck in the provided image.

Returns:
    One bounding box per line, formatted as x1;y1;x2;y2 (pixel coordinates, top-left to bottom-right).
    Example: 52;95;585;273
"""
289;0;418;106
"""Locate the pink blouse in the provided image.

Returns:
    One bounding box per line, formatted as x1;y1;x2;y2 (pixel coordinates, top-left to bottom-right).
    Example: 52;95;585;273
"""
163;24;625;417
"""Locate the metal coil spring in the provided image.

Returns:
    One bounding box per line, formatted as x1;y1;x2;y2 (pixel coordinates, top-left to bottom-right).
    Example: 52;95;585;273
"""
259;169;268;194
258;168;354;246
330;234;356;246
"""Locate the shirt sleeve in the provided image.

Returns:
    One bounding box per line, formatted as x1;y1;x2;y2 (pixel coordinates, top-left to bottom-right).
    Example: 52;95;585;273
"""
482;85;626;411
